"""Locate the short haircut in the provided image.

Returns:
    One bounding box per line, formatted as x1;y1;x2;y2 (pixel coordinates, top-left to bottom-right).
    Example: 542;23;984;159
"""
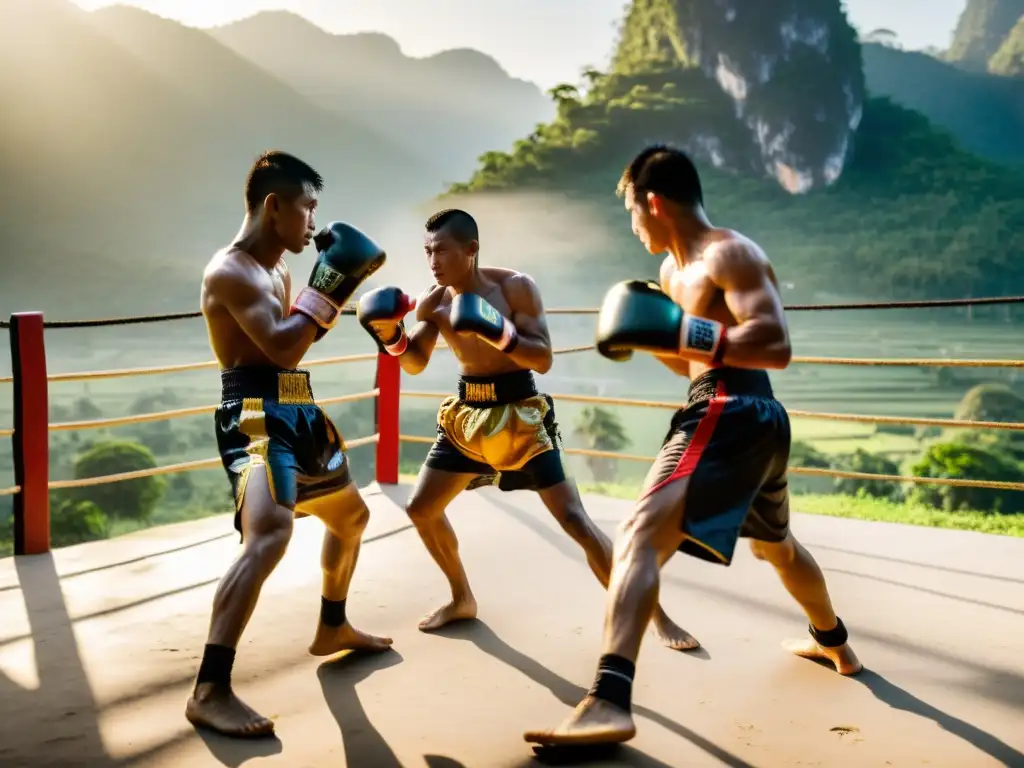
617;144;703;208
244;150;324;213
425;208;479;245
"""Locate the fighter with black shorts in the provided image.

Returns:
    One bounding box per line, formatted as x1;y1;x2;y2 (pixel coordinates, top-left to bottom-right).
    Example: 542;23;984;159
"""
525;145;862;748
356;208;695;649
187;151;392;739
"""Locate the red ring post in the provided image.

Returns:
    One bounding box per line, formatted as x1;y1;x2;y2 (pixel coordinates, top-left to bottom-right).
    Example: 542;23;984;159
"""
9;312;50;555
374;352;401;484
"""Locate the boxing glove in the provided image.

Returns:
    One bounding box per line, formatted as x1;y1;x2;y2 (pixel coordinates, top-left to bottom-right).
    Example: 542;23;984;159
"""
357;286;417;355
450;292;518;353
595;280;726;363
291;222;387;340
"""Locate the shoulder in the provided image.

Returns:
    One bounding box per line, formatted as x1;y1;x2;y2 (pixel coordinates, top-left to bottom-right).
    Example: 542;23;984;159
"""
415;283;447;321
703;233;769;286
204;249;262;301
494;270;541;304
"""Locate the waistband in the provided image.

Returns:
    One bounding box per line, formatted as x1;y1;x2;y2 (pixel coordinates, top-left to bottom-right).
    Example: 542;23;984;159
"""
458;369;538;406
221;367;315;404
687;367;773;404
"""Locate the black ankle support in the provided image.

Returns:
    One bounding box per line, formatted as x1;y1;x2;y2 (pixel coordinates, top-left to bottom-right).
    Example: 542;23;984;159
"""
321;597;347;628
809;617;848;648
196;643;236;687
588;654;635;713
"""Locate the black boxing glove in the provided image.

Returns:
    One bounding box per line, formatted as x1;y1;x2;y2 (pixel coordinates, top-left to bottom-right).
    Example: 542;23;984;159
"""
357;286;417;355
595;280;726;363
291;221;386;340
450;292;518;353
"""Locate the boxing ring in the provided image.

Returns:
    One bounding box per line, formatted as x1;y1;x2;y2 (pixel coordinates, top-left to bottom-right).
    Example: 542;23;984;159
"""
0;300;1023;767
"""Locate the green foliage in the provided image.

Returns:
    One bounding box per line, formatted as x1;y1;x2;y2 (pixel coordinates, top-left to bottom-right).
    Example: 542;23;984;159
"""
832;449;903;501
789;440;830;469
907;441;1024;513
951;382;1024;460
573;406;631;482
51;500;109;547
67;440;165;522
955;382;1024;421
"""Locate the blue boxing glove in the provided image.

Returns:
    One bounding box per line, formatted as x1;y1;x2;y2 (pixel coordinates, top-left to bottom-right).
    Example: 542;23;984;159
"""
595;280;726;363
450;292;519;353
291;221;386;340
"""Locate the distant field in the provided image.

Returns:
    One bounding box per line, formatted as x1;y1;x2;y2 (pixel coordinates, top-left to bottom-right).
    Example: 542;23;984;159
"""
0;311;1021;494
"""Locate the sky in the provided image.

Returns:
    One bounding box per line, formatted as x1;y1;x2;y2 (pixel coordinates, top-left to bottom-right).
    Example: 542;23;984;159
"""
70;0;969;88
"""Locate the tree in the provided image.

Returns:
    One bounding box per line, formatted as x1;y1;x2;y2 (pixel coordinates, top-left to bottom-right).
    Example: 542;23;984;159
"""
908;441;1024;513
833;449;903;501
573;406;630;482
68;440;165;522
51;500;109;547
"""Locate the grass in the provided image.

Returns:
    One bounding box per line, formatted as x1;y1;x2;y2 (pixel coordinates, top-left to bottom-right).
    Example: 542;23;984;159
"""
393;471;1024;538
574;481;1024;537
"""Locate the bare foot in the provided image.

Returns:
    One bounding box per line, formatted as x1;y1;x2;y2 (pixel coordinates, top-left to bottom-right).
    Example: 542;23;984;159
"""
651;609;700;651
783;636;863;676
417;595;478;632
308;621;394;657
523;696;636;747
185;683;275;738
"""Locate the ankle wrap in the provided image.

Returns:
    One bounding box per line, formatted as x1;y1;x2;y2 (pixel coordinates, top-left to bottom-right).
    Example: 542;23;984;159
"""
809;617;848;648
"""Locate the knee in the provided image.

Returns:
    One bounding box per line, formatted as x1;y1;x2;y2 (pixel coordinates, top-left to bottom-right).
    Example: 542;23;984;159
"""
247;518;293;568
405;496;440;526
555;501;590;539
749;536;795;567
613;512;658;565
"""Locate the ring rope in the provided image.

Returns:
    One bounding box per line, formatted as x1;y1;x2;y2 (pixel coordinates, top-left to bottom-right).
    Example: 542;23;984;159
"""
0;485;20;497
400;390;1024;431
46;389;379;433
5;294;1023;330
395;437;1024;493
47;434;379;490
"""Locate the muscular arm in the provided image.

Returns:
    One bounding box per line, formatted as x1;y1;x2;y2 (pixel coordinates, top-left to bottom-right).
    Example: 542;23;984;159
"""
397;300;441;376
654;256;691;378
504;275;553;374
211;263;317;370
705;243;792;370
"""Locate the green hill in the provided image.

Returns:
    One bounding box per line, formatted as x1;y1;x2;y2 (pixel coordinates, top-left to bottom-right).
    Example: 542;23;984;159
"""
208;12;554;182
862;42;1024;166
450;63;1024;302
989;16;1024;75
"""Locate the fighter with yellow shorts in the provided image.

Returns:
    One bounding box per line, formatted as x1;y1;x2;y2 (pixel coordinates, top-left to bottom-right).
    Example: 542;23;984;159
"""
356;208;695;649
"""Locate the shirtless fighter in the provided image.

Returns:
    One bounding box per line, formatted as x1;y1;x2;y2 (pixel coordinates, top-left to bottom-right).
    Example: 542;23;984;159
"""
355;208;693;649
525;145;862;747
188;151;392;738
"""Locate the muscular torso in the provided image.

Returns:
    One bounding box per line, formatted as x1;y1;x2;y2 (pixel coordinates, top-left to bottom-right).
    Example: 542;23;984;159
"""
201;247;291;369
661;230;778;380
419;268;529;377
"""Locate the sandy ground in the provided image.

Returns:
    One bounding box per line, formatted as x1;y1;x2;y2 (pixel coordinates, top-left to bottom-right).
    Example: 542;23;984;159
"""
1;483;1022;768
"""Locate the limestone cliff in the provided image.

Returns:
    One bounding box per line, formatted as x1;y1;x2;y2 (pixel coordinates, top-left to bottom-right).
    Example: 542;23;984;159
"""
609;0;863;193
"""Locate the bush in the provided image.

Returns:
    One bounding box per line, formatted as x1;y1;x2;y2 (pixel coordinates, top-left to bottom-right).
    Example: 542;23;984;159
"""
51;500;109;547
907;441;1024;513
832;449;903;501
68;440;165;521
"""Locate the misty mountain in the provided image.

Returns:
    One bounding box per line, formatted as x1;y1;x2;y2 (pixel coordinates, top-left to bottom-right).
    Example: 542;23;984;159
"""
946;0;1024;71
862;42;1024;166
0;1;441;318
208;12;555;183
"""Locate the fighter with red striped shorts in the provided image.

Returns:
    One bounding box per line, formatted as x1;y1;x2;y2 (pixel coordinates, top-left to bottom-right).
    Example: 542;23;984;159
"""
525;145;862;749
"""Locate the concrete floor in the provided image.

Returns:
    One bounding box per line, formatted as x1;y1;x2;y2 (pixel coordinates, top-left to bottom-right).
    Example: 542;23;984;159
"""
1;483;1022;767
